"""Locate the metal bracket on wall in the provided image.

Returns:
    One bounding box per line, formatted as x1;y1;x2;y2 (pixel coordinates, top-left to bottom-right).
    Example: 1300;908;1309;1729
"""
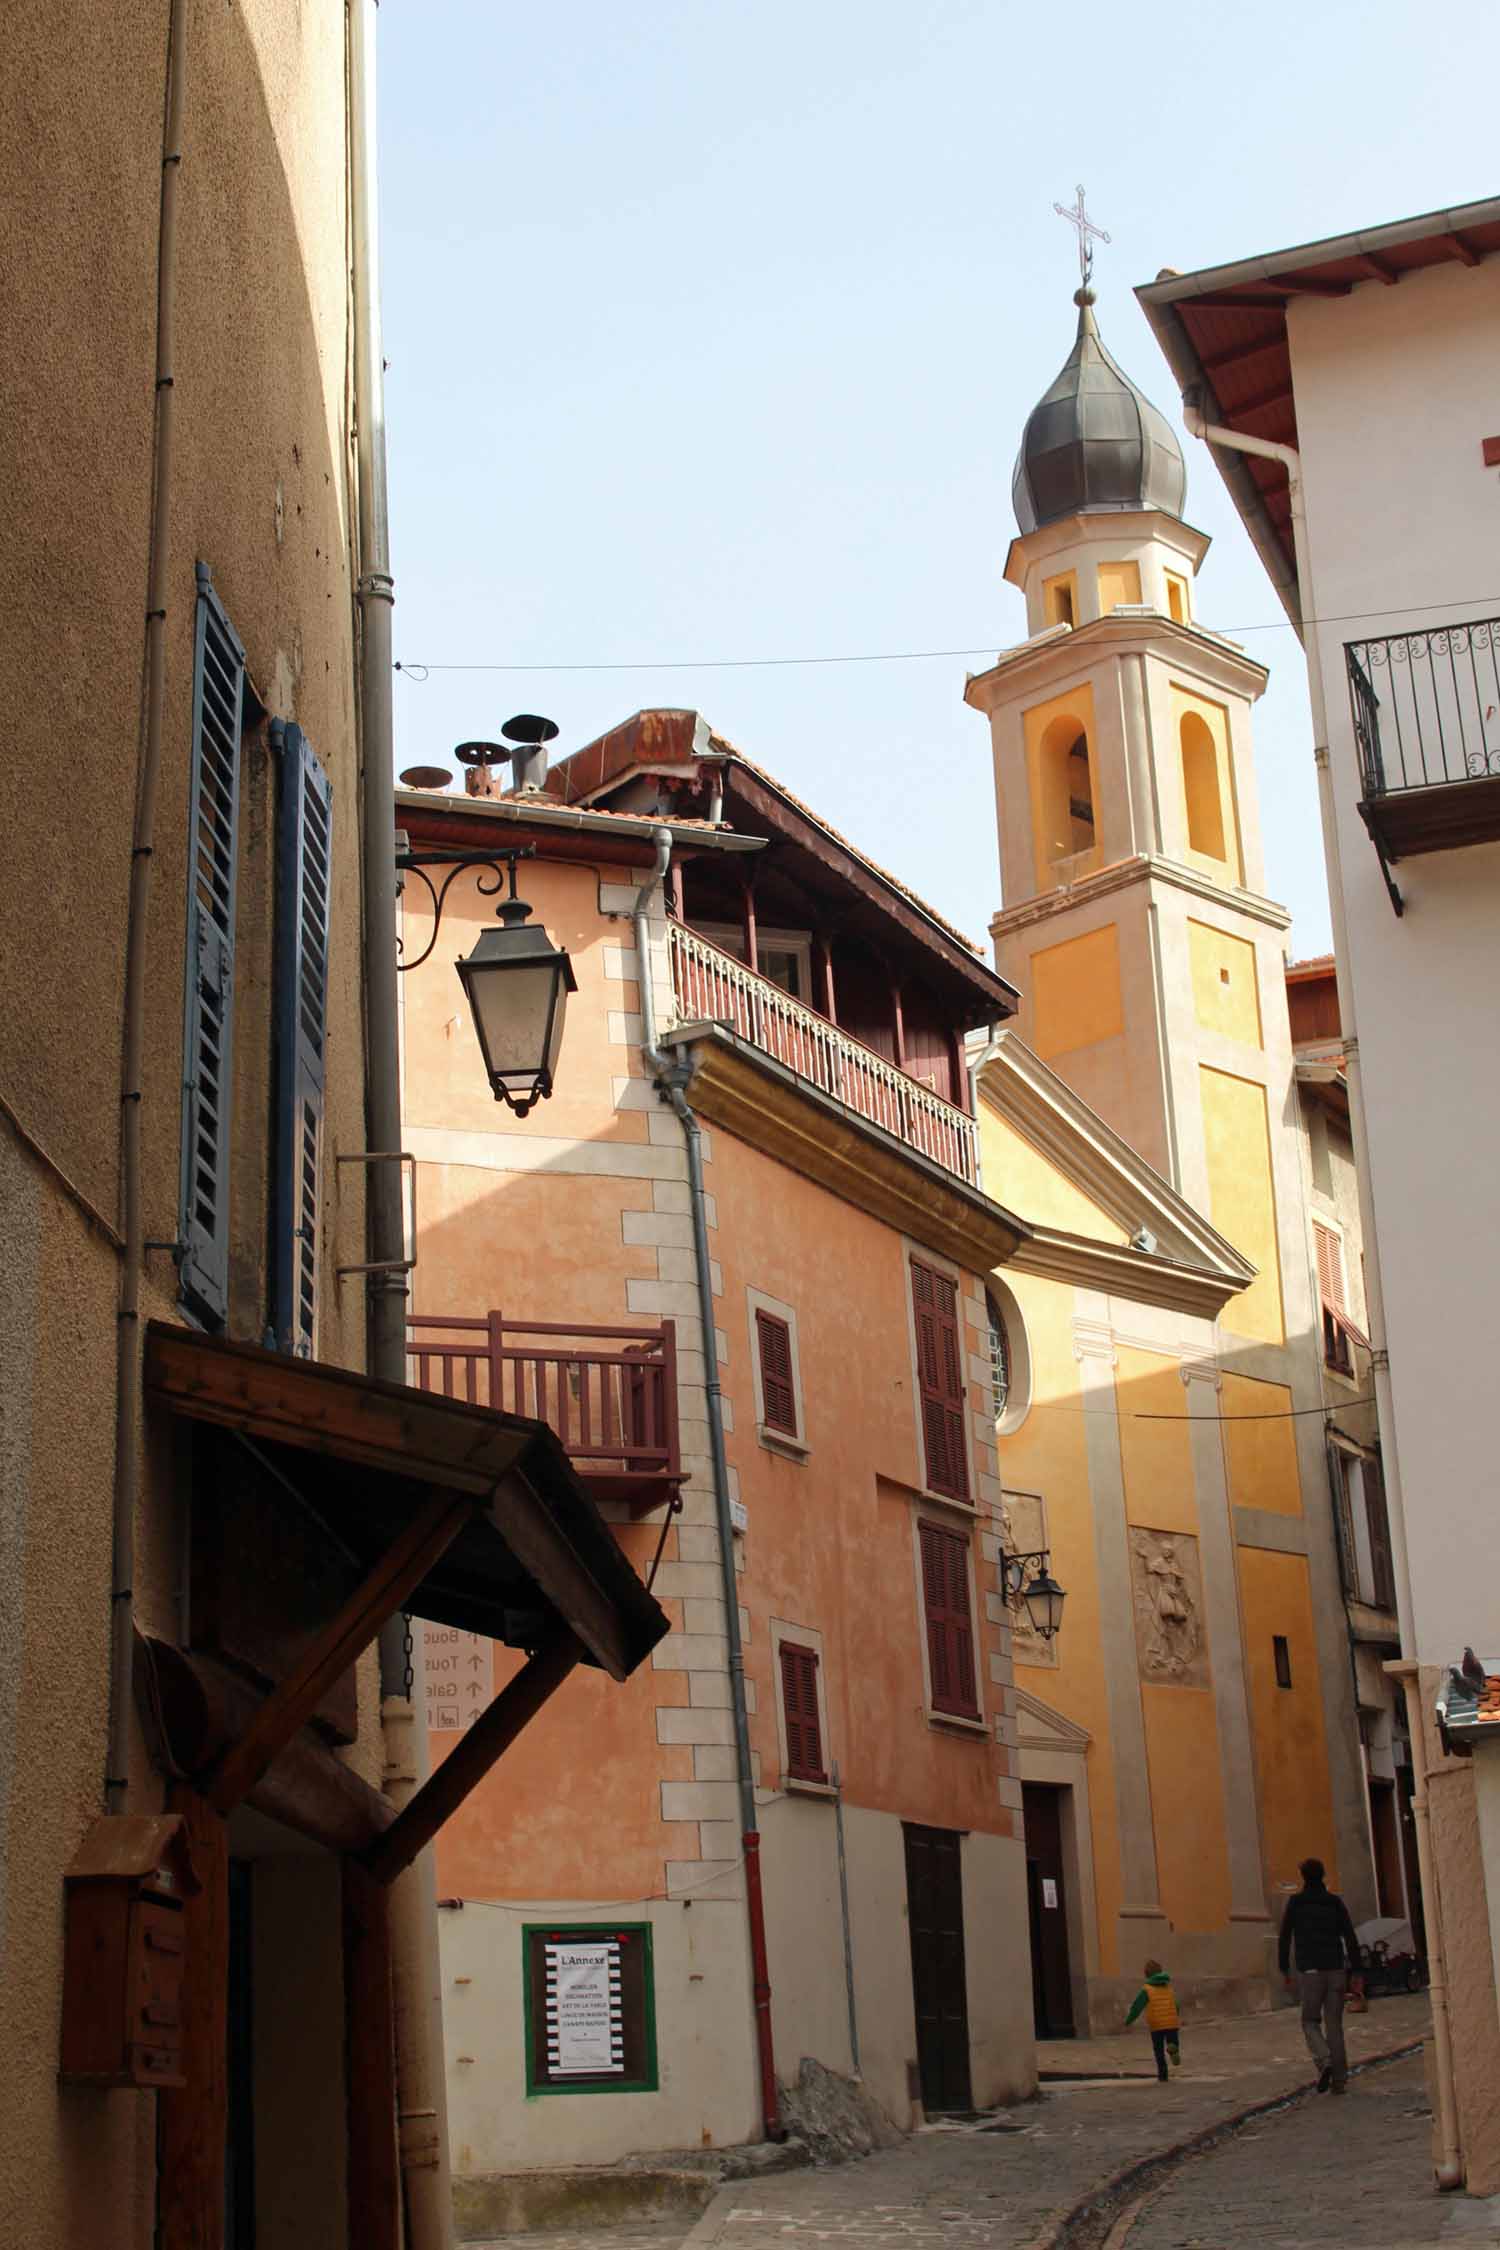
334;1150;417;1281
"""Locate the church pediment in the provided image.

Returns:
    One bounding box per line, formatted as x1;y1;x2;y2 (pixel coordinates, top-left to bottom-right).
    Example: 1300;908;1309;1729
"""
977;1031;1254;1309
1014;1687;1092;1753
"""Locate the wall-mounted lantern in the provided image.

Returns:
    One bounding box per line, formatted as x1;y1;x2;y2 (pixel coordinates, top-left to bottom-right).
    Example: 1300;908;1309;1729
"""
395;719;575;1115
1004;1549;1067;1642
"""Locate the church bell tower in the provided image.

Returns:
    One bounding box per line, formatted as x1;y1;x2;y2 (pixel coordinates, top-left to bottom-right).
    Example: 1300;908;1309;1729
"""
966;280;1300;1345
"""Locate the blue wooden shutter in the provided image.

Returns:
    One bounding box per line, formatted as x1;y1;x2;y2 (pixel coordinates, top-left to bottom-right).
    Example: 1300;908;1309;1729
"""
271;721;333;1356
178;567;246;1329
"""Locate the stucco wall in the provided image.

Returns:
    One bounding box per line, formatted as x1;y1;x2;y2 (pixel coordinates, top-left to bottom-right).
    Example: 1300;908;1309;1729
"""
1288;261;1500;1672
0;1;373;2240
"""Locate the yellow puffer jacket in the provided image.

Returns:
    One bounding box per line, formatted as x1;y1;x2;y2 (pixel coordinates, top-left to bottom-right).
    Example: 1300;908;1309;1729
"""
1126;1973;1180;2030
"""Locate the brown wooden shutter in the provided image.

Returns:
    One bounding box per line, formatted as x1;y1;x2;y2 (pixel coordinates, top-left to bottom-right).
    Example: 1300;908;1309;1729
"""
919;1521;979;1719
756;1310;797;1435
779;1643;826;1781
1313;1222;1344;1309
911;1261;969;1500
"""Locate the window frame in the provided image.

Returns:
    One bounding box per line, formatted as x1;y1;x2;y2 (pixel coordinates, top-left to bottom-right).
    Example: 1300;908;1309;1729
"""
746;1288;810;1460
777;1640;828;1786
769;1618;834;1794
916;1517;982;1725
910;1257;971;1503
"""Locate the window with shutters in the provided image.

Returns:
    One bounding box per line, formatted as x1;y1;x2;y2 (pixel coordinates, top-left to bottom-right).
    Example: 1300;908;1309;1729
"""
778;1641;827;1783
756;1310;797;1437
270;722;333;1357
918;1519;980;1721
178;567;247;1331
1314;1222;1357;1375
911;1259;969;1501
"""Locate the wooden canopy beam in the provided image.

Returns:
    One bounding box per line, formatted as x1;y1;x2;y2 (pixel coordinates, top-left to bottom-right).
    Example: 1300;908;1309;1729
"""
1444;232;1481;267
1265;273;1353;297
206;1491;475;1815
361;1633;583;1886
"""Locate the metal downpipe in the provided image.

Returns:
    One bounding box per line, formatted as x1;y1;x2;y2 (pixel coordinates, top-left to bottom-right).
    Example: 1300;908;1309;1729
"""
108;0;189;1818
633;832;783;2142
1181;401;1460;2188
350;0;455;2236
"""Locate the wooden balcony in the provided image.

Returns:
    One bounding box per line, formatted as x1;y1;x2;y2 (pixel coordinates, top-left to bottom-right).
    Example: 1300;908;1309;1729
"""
407;1314;681;1516
669;922;979;1185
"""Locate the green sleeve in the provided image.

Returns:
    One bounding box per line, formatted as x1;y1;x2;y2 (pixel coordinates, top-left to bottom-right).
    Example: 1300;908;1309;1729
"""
1124;1987;1148;2026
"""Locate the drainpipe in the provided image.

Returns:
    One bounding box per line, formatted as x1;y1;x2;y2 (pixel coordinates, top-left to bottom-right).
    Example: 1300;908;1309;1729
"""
350;1;455;2238
107;0;189;1818
1182;399;1461;2189
633;829;783;2142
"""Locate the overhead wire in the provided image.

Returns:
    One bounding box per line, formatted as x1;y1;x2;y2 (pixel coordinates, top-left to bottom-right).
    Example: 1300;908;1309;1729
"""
394;595;1498;681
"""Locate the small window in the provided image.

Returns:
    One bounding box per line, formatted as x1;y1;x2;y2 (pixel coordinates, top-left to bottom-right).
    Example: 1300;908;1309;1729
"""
1098;559;1142;614
911;1261;969;1500
1273;1635;1292;1689
755;1309;797;1437
918;1520;980;1720
778;1642;827;1783
1165;571;1190;625
986;1290;1010;1423
1043;573;1076;628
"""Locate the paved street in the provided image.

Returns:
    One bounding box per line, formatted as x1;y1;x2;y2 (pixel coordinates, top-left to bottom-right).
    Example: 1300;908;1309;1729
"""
469;1994;1486;2250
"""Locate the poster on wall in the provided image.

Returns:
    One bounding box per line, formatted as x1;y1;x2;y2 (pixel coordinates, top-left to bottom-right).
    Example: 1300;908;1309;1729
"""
545;1941;624;2076
523;1922;658;2095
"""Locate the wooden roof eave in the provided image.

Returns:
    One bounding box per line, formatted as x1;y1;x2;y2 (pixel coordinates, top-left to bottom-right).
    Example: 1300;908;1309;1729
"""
719;767;1019;1027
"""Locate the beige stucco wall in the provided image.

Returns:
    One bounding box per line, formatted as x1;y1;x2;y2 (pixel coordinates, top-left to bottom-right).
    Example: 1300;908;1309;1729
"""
1288;260;1500;1673
0;2;375;2241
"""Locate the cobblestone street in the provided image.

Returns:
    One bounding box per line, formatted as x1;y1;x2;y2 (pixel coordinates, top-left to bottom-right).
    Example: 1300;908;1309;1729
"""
468;1996;1500;2250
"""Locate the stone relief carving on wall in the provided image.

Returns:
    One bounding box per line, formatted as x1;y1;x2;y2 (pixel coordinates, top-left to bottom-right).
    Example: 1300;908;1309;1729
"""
1129;1528;1208;1688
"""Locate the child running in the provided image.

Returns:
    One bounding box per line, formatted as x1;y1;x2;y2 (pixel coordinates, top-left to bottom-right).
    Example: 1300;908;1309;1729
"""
1124;1957;1181;2082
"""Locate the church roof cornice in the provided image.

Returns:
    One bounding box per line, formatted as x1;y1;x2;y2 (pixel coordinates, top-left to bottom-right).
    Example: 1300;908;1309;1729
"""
964;611;1269;712
986;852;1292;942
1003;508;1211;587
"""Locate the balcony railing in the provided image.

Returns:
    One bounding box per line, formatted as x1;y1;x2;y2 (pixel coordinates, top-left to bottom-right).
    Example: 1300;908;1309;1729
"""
668;922;979;1185
1346;617;1500;871
407;1313;680;1513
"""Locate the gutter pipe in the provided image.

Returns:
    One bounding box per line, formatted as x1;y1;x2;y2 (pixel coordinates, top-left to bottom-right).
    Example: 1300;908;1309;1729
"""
633;829;783;2143
350;2;455;2239
1181;399;1462;2191
108;0;189;1817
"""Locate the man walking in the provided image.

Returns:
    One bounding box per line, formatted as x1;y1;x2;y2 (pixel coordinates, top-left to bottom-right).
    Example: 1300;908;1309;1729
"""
1279;1856;1362;2093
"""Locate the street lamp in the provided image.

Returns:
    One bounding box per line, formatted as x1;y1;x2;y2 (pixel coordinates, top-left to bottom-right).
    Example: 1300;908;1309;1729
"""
1004;1550;1067;1643
454;859;576;1115
395;718;577;1115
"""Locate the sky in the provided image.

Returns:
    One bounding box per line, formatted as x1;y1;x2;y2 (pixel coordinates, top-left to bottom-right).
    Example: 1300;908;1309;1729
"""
378;3;1493;964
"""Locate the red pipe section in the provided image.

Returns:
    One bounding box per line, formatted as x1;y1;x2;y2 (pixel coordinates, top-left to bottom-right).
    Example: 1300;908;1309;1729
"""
743;1829;782;2138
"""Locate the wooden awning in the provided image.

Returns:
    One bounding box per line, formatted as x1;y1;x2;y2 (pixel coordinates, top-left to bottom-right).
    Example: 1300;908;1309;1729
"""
145;1322;667;1683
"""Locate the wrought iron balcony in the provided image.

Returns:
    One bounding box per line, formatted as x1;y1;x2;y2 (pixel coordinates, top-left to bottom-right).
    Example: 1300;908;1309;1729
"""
1346;617;1500;882
407;1314;681;1514
668;922;979;1185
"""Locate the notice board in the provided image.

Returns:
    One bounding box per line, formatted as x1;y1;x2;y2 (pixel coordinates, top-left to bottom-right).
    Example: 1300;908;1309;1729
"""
523;1923;657;2095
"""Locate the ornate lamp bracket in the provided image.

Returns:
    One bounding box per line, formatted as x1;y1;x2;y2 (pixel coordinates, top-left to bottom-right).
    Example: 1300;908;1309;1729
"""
395;843;537;972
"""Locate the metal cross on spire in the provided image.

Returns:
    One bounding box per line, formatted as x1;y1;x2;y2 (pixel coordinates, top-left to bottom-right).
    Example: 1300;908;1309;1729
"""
1053;184;1110;290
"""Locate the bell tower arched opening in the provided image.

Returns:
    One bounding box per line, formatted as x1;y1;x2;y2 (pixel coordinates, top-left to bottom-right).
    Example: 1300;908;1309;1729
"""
1180;711;1227;861
1037;713;1097;881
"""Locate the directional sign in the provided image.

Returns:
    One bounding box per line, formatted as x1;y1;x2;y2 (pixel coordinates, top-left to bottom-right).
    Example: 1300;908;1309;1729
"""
422;1622;493;1732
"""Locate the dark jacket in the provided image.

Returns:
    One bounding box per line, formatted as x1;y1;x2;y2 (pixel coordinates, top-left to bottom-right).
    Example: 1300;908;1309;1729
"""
1278;1882;1360;1973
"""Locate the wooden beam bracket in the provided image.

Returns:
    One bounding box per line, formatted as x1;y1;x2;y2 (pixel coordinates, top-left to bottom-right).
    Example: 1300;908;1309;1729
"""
206;1490;476;1816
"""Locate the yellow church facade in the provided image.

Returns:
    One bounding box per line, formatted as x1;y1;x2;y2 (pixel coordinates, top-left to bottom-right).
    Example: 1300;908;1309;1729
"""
964;285;1375;2034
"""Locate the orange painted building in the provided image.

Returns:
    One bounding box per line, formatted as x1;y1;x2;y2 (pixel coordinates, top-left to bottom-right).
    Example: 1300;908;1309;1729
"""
396;717;1038;2190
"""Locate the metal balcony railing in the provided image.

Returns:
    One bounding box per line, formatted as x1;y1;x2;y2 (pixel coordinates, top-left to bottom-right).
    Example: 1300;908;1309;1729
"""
407;1313;680;1512
669;921;979;1185
1346;617;1500;798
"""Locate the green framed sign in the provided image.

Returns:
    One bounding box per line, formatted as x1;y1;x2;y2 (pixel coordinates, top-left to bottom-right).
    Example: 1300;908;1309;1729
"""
522;1922;658;2096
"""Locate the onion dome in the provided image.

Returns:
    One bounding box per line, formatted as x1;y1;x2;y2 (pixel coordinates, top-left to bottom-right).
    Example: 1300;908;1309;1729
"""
1012;289;1186;535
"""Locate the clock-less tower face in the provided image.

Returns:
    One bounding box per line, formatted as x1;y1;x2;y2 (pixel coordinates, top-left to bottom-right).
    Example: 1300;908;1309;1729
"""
966;290;1296;1355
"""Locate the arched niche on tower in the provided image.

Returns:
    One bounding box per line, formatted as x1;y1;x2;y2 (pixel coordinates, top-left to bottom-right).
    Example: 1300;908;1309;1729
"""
1171;686;1243;882
1027;698;1100;890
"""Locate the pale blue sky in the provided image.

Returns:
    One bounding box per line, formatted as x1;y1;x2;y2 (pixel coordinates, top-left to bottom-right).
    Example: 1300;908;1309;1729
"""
379;4;1493;962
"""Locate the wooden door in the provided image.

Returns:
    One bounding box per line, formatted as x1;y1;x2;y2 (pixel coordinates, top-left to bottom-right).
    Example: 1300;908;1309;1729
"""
1023;1783;1074;2037
903;1824;972;2114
